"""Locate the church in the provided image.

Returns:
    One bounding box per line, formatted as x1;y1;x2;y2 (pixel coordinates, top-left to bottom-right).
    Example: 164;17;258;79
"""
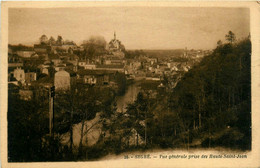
108;32;125;52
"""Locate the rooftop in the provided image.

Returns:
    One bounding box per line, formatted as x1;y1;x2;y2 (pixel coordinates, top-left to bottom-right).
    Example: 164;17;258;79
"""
77;69;116;76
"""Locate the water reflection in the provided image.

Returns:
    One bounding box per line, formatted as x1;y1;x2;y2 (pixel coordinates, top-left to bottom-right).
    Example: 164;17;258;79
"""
116;82;140;112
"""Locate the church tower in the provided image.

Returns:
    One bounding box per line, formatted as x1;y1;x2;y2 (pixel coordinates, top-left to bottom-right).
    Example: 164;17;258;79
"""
108;31;125;57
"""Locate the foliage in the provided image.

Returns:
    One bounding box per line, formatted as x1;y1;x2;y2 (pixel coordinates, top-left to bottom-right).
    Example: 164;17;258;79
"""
168;35;251;149
8;90;50;161
125;50;146;59
81;36;108;60
39;35;48;45
57;35;63;45
8;44;34;52
225;31;236;44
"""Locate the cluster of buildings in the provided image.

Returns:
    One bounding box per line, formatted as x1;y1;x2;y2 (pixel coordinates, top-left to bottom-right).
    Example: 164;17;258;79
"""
8;32;210;101
8;33;127;100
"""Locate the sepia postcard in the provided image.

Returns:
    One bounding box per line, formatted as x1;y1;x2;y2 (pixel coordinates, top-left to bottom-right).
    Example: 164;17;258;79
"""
1;1;260;168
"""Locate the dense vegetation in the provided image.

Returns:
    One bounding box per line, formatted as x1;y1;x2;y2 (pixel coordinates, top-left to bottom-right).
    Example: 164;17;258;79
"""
166;37;251;149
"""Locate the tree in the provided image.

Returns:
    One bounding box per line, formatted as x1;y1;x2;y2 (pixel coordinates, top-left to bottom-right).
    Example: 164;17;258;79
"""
8;88;64;161
57;35;63;45
124;92;155;147
225;31;236;44
168;36;251;150
40;35;48;45
217;40;223;46
54;85;101;158
49;36;56;45
81;35;107;60
85;35;107;48
76;86;99;157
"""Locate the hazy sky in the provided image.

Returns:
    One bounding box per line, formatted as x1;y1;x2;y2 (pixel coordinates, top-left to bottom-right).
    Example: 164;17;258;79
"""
9;7;250;50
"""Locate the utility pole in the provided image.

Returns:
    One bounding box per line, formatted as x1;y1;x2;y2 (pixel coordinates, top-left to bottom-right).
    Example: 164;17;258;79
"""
49;86;55;137
188;129;190;151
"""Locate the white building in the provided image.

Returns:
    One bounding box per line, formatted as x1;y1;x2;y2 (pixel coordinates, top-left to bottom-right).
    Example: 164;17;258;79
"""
84;64;96;70
54;70;71;90
54;70;76;90
16;51;35;58
14;68;25;82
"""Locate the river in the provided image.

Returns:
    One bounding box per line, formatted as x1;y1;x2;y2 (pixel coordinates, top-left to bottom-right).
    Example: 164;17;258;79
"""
115;80;141;112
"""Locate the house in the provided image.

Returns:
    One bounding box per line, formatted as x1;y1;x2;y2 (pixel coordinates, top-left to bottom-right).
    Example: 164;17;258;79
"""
102;55;125;65
55;64;66;72
50;44;63;52
77;69;114;85
145;73;161;81
49;53;61;65
34;44;51;54
51;41;77;53
51;59;61;66
42;68;49;75
183;66;189;72
54;70;76;90
130;61;141;70
96;64;124;73
25;72;37;83
148;58;158;65
13;67;25;82
8;61;23;69
84;75;97;85
16;50;35;58
38;61;52;74
78;61;87;67
84;64;96;70
171;66;178;71
8;53;23;68
62;43;77;52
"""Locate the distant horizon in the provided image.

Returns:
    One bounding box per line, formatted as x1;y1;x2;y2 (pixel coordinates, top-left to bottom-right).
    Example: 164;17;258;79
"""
8;30;249;51
9;7;250;50
8;41;213;51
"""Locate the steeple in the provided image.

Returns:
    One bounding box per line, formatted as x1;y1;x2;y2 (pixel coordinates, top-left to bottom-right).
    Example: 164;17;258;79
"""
114;31;116;40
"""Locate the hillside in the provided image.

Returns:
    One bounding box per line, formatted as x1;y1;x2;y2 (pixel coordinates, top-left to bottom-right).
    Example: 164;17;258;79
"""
167;38;251;150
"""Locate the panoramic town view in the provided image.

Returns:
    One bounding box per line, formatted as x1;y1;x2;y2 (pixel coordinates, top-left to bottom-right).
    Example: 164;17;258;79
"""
7;7;251;161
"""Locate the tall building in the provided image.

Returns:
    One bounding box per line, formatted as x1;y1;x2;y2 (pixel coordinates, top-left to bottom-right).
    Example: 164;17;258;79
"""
108;32;125;52
108;32;126;58
54;70;76;90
